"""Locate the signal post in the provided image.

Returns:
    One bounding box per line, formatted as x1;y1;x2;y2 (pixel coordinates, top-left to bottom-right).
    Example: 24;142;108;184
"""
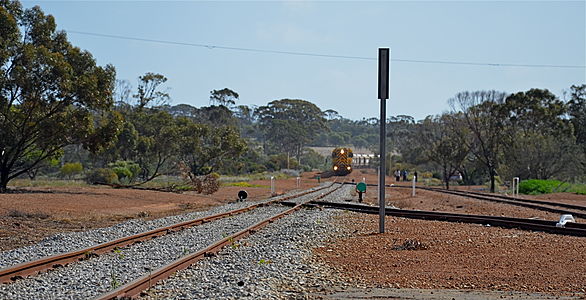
378;48;389;234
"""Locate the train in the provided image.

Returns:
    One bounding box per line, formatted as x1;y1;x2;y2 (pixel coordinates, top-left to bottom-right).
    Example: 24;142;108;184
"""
332;147;353;175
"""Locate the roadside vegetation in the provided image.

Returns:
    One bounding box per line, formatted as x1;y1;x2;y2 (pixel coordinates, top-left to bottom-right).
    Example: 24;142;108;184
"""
1;1;584;195
519;180;586;195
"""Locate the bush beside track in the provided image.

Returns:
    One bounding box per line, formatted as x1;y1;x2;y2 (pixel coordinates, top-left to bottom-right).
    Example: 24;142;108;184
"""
519;179;586;195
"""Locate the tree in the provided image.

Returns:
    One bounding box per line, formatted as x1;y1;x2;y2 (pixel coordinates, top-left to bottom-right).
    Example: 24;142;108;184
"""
123;109;180;183
323;109;340;120
568;84;586;177
177;120;247;176
0;2;119;192
209;88;238;107
60;162;83;179
255;99;327;160
416;114;469;189
500;88;579;180
133;72;169;109
568;85;586;148
114;79;132;105
450;91;507;192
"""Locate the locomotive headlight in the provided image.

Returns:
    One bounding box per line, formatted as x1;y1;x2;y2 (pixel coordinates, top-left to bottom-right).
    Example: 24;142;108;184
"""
347;166;351;170
340;149;344;154
333;166;338;171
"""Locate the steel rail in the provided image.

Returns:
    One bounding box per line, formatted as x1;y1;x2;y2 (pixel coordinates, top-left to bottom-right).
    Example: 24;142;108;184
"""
0;182;334;284
366;182;586;219
449;189;586;211
309;201;586;237
413;186;586;219
94;182;343;300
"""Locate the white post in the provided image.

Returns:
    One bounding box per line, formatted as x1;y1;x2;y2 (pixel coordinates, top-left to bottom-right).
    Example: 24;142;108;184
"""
271;176;275;195
412;176;416;197
512;177;520;197
296;176;300;188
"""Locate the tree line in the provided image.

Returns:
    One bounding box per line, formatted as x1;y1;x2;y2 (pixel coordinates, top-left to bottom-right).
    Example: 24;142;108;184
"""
395;86;586;192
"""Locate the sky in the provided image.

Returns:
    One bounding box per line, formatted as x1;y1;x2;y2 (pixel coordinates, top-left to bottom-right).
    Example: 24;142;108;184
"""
20;0;586;121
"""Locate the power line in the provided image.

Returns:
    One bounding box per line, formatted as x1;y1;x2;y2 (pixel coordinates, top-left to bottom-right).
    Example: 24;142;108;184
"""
67;30;586;69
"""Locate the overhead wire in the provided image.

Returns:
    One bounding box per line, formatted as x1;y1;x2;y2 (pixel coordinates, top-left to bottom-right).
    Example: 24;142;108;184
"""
67;30;586;69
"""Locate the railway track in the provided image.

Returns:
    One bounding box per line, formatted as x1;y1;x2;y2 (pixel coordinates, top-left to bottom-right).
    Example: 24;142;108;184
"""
0;182;344;299
357;182;586;219
413;186;586;219
307;201;586;237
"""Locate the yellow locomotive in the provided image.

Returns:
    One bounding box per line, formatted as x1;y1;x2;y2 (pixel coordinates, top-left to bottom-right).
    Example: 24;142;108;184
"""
332;147;353;175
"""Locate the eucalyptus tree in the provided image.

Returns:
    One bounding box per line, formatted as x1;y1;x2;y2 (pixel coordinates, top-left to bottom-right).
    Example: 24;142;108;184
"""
500;88;578;180
568;84;586;156
0;2;120;192
176;119;247;176
134;72;169;109
255;99;327;161
450;91;507;192
416;114;469;189
209;88;239;108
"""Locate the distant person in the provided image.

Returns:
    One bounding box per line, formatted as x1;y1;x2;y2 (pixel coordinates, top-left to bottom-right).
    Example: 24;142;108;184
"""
414;171;418;182
395;170;400;181
402;170;408;181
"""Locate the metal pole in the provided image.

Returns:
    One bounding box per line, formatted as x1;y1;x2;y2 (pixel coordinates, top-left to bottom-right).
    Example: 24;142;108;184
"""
379;99;386;233
412;176;416;197
378;47;389;234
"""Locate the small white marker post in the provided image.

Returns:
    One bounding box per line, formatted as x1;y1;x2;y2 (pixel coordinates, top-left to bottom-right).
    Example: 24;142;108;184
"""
512;177;520;197
412;176;416;197
270;176;275;195
296;177;300;188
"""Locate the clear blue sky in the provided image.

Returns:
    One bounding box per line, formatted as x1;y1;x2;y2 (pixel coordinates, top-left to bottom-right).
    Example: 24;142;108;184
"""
22;1;586;121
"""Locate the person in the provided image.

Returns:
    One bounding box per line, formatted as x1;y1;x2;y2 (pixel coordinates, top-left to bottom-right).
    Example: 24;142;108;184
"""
402;170;408;181
414;171;418;182
395;170;400;181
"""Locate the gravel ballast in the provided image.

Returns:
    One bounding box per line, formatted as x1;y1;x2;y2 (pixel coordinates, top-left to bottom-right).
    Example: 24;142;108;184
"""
0;183;333;269
141;190;352;299
0;183;346;299
0;186;346;299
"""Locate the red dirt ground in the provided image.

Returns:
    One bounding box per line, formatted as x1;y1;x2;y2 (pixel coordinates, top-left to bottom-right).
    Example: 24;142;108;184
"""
317;170;586;297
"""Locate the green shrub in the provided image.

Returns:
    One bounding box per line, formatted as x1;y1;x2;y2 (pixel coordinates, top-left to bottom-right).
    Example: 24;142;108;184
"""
112;167;132;183
60;162;83;179
518;179;568;195
86;168;119;185
108;161;140;183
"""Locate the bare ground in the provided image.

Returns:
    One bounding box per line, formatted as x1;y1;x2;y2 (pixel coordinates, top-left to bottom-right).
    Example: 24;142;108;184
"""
314;170;586;298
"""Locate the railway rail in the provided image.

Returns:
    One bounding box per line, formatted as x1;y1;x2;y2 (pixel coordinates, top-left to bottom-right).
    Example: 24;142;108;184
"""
97;182;344;300
0;183;335;284
355;182;586;219
413;185;586;219
0;181;344;300
306;201;586;237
